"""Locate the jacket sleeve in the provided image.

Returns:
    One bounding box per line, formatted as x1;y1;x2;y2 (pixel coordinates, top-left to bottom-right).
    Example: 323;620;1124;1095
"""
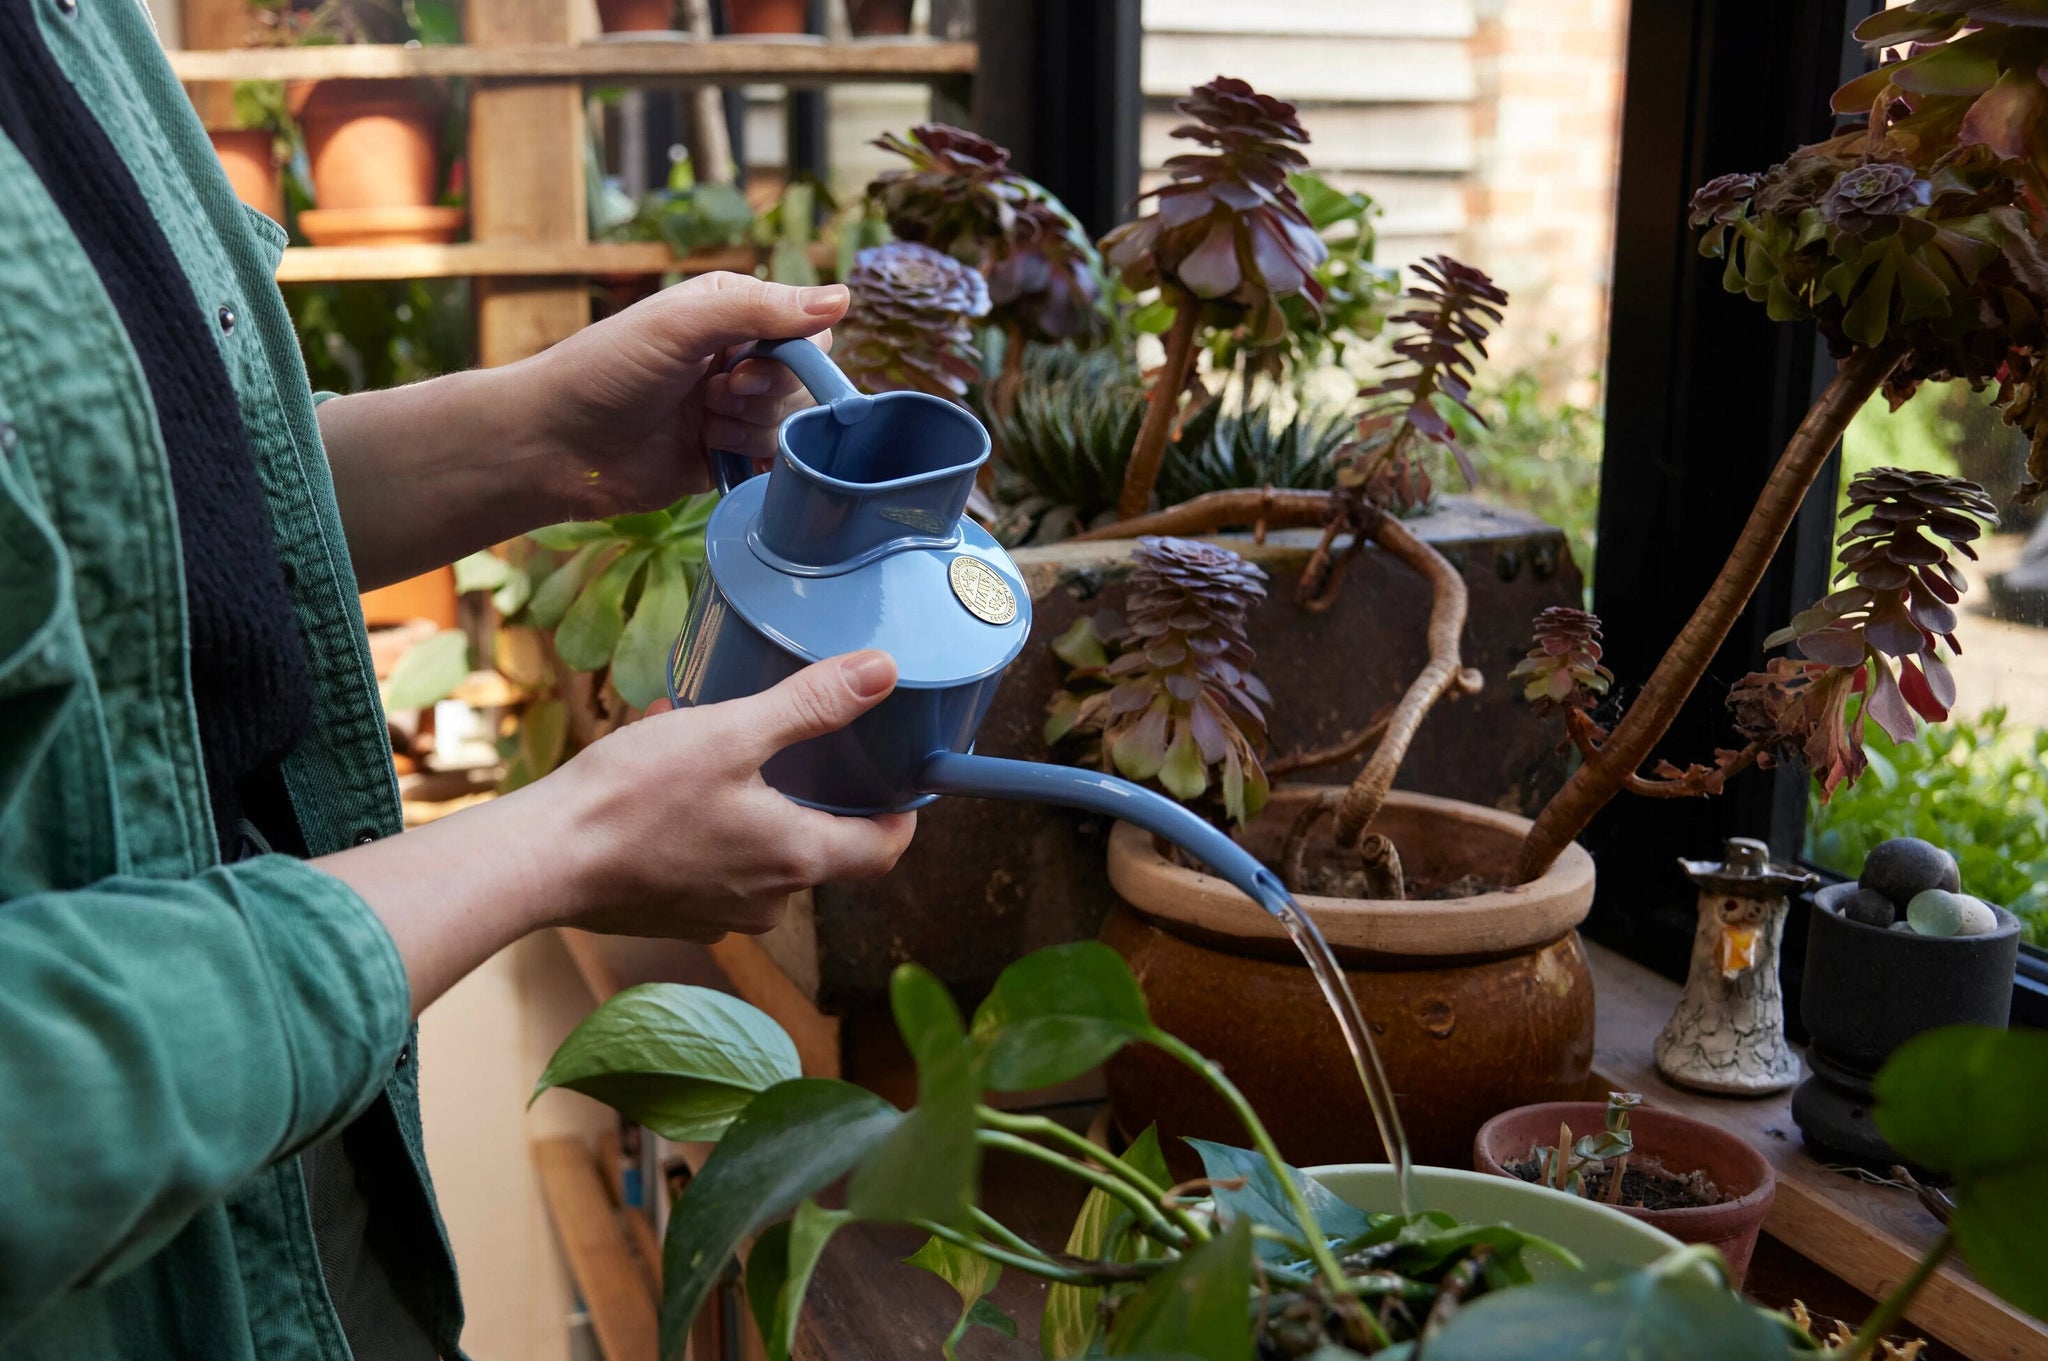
0;855;410;1340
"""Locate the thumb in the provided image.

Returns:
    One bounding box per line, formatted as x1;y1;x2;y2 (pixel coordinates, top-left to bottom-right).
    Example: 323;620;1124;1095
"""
650;271;849;360
738;651;898;759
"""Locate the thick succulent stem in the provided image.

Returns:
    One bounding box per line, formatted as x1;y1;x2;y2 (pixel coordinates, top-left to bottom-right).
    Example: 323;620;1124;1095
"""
1118;288;1205;522
1076;487;1330;542
1511;345;1903;884
1333;513;1472;848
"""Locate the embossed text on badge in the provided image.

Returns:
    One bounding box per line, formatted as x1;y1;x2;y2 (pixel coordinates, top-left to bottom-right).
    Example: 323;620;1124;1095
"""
948;555;1017;625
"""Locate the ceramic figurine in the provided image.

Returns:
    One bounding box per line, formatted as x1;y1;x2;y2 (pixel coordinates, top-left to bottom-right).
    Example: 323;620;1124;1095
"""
1653;837;1815;1095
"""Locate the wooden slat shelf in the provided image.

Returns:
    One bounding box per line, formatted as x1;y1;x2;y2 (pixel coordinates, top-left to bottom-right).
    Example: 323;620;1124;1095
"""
1586;941;2047;1361
273;241;836;283
167;39;978;85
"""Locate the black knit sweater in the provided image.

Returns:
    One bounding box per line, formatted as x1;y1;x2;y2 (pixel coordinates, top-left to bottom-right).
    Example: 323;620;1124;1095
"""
0;7;312;857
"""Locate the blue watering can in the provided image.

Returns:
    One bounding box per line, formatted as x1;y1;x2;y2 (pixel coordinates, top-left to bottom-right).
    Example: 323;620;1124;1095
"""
666;337;1286;907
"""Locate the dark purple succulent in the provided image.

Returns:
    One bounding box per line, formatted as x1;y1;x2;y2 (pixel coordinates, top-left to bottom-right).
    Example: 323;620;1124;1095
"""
1687;172;1759;227
1818;161;1930;235
837;242;992;400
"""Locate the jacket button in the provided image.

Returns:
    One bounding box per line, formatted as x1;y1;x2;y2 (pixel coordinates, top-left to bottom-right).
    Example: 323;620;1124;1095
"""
395;1044;411;1069
55;0;76;14
0;422;16;455
354;830;378;846
217;305;237;335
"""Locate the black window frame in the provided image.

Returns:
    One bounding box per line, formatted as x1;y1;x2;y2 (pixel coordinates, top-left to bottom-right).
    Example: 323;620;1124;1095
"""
1589;0;2047;1031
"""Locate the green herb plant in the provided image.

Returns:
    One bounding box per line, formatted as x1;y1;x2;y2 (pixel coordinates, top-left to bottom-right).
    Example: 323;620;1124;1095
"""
533;941;2048;1359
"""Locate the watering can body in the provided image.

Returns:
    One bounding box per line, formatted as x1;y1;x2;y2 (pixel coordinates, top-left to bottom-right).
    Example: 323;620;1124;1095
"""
667;338;1032;815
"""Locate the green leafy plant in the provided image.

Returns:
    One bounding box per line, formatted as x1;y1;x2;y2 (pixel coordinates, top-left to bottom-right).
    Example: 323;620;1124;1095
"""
1806;706;2048;947
598;153;755;258
448;497;714;788
535;941;2048;1359
1531;1092;1640;1206
1046;537;1273;827
1444;364;1604;581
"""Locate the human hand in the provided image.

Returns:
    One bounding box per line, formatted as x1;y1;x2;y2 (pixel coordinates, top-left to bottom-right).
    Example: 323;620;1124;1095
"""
513;272;850;522
536;649;916;941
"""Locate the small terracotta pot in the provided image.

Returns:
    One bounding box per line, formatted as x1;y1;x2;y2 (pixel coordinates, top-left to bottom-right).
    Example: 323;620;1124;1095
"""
726;0;808;34
1474;1101;1776;1286
298;205;466;248
598;0;676;31
846;0;913;36
208;128;284;221
297;80;443;213
1102;786;1597;1175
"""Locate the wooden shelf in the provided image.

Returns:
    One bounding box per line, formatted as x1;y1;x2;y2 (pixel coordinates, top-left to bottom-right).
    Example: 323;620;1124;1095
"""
272;241;837;283
1586;941;2047;1361
167;39;977;85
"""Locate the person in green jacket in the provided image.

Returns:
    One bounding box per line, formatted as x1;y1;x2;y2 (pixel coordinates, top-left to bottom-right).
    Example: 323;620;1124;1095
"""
0;4;912;1358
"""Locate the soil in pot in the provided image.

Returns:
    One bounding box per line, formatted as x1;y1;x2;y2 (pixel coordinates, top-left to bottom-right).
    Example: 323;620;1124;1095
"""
1475;1101;1776;1287
725;0;807;34
1104;786;1598;1175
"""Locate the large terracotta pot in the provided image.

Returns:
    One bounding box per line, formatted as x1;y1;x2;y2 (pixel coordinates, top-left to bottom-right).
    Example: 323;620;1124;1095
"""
208;128;284;221
296;80;442;213
1102;786;1596;1175
1474;1101;1776;1286
726;0;808;34
597;0;676;32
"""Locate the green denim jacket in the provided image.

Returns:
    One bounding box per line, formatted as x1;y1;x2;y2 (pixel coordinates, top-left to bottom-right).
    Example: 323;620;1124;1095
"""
0;1;464;1355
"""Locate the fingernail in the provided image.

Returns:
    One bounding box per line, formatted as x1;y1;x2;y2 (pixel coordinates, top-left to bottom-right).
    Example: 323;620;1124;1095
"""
799;285;849;315
729;370;772;396
843;651;895;699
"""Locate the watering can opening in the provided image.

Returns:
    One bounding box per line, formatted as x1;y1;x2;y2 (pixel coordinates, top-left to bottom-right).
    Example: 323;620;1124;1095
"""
782;393;989;487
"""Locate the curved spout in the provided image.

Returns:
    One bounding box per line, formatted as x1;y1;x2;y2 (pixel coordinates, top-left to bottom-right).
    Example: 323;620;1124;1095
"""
915;752;1288;916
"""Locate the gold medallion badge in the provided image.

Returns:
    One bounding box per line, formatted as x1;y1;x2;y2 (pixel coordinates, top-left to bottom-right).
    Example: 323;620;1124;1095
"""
948;555;1017;625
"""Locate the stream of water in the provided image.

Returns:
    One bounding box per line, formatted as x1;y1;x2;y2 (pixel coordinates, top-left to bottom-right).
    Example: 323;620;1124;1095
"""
917;753;1417;1217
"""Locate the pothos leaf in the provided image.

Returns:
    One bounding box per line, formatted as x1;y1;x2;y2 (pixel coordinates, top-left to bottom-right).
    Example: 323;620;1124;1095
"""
1042;1125;1168;1360
903;1235;1016;1361
744;1199;852;1361
380;628;469;712
1105;1215;1254;1361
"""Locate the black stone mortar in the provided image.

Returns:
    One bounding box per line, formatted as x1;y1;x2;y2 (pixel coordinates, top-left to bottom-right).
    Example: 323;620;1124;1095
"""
1792;881;2021;1165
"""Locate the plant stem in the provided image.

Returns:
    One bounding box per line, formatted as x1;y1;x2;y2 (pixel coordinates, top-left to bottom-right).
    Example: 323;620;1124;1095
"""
969;1207;1055;1263
1072;486;1329;541
976;1130;1188;1246
976;1106;1209;1241
1151;1032;1353;1304
1835;1228;1954;1361
1117;287;1204;522
1512;344;1904;885
910;1219;1151;1288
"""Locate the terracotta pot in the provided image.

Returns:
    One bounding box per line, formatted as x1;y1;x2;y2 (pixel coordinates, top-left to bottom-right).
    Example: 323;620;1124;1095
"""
297;80;442;212
1792;881;2021;1164
1474;1101;1776;1286
298;205;466;248
726;0;808;34
846;0;913;36
1102;786;1597;1175
361;566;459;630
598;0;676;31
208;128;284;221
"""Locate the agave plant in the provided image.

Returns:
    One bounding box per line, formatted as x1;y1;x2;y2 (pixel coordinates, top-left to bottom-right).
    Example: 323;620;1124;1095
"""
1100;77;1329;520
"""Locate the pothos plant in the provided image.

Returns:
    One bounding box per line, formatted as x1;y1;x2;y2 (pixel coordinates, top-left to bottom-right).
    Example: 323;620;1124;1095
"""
532;940;2048;1360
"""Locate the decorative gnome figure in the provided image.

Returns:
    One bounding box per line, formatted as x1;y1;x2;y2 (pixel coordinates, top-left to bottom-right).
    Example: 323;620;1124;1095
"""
1654;837;1816;1095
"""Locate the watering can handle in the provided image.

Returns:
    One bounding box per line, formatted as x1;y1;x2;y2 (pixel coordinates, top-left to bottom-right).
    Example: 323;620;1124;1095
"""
711;337;875;494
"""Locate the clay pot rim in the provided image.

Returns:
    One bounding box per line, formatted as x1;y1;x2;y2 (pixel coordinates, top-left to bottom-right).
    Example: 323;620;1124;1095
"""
1473;1101;1776;1229
1106;787;1595;959
1812;881;2021;946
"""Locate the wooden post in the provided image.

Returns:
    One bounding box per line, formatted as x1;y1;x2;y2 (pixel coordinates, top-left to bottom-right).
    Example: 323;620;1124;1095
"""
468;0;592;367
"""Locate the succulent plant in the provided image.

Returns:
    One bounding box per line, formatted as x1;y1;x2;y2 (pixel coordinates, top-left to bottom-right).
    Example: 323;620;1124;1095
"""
1046;537;1272;826
837;241;991;400
1099;77;1330;520
1510;607;1615;717
868;123;1104;345
1337;256;1510;513
1766;466;1998;744
1726;658;1867;801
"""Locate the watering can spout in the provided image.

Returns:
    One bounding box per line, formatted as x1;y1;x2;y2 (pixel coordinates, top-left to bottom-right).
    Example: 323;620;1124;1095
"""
915;752;1289;918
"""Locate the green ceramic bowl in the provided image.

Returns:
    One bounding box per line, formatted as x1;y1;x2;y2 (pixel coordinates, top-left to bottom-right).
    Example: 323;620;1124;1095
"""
1306;1164;1684;1277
